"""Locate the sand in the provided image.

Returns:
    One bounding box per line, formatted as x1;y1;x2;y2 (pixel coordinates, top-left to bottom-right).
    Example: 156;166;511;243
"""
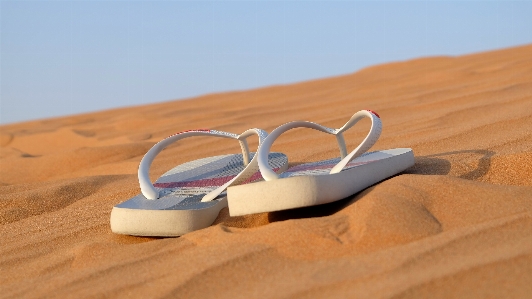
1;44;531;298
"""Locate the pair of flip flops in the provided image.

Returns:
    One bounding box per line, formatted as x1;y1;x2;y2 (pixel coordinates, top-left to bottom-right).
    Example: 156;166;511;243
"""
110;110;414;236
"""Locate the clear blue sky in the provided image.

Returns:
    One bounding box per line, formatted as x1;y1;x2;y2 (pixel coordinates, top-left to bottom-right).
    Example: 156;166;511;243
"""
1;1;531;125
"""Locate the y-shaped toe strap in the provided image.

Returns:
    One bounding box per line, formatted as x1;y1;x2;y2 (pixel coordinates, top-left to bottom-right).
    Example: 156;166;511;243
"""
138;128;268;200
258;110;382;181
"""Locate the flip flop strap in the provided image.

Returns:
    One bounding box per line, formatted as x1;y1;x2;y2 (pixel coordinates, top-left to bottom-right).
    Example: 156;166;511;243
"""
138;128;268;200
258;110;382;181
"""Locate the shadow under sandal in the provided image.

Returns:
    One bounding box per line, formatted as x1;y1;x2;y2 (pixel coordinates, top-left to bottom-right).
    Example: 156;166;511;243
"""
110;128;288;237
227;110;415;216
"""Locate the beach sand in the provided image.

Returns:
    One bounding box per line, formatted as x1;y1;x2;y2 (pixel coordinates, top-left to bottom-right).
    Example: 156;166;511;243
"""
1;44;531;298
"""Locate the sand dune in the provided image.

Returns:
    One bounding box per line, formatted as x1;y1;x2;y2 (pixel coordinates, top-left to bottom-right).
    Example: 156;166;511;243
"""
1;44;531;298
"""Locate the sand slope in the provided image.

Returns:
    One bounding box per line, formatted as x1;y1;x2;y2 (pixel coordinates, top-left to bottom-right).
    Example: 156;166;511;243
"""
1;44;531;298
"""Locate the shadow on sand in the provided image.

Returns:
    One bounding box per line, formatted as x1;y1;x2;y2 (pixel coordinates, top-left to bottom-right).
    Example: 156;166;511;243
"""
404;149;495;180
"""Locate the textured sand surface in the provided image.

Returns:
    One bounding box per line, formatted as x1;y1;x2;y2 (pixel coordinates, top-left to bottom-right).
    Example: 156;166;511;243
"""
1;45;531;298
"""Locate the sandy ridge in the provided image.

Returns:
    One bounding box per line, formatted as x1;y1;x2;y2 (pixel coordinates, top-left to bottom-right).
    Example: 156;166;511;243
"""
1;44;531;298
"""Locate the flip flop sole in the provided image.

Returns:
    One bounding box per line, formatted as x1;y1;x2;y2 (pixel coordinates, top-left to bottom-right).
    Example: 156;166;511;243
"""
110;198;227;237
111;152;287;236
227;148;414;216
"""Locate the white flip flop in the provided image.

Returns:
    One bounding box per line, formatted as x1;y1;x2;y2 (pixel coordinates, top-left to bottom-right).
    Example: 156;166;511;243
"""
227;110;415;216
110;128;288;236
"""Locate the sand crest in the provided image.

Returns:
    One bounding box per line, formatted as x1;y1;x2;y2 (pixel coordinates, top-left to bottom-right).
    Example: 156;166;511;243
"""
1;44;531;298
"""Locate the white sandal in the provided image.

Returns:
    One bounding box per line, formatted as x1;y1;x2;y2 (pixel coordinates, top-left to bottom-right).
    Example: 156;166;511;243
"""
227;110;414;216
110;128;288;236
